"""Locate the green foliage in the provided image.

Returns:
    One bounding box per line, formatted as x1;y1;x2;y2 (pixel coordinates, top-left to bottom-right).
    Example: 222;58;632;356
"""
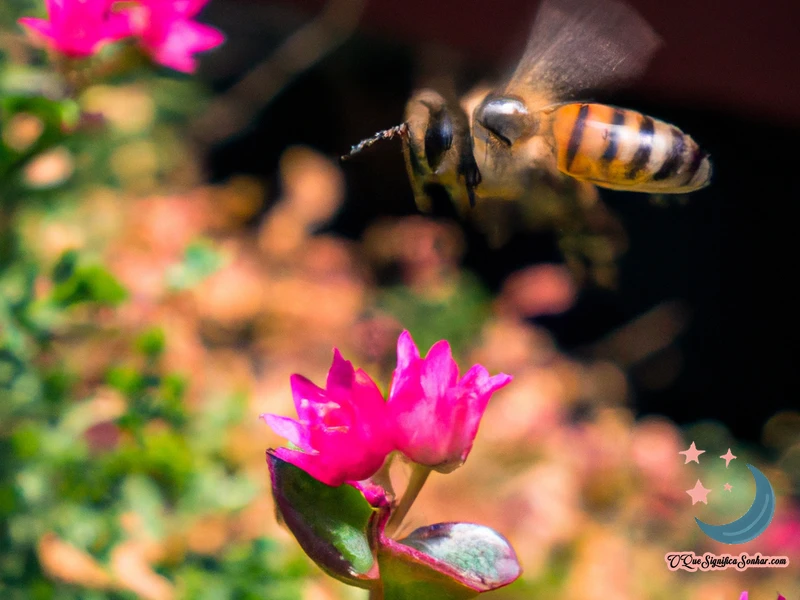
1;253;300;595
0;8;296;596
377;271;490;357
50;251;127;307
267;454;378;588
394;524;520;592
175;538;309;600
0;94;77;181
268;456;522;599
135;327;166;358
166;239;225;291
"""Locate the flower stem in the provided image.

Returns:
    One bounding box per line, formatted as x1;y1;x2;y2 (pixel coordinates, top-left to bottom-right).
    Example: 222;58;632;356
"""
368;587;384;600
386;464;431;536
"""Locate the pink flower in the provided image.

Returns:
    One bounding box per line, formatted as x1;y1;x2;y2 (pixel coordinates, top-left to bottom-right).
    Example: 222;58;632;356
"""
127;0;224;73
262;349;394;487
387;331;512;472
19;0;132;58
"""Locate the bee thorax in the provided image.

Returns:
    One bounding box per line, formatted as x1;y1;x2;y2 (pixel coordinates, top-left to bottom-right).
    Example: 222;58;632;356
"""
475;96;538;146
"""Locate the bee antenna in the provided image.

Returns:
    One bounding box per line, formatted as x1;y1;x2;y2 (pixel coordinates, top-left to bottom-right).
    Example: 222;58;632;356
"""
341;123;408;162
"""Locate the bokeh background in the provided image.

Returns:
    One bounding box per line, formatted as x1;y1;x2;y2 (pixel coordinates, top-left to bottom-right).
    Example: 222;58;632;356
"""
1;0;798;598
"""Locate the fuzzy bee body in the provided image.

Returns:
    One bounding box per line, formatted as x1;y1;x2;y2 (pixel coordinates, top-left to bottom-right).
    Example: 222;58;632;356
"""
344;0;712;236
551;103;710;194
385;0;713;212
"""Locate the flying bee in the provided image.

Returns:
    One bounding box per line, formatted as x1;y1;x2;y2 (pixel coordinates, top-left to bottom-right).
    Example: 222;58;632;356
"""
344;0;712;215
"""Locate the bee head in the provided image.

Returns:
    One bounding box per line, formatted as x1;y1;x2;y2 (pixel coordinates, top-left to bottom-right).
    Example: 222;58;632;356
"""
401;90;481;210
341;89;480;212
339;90;455;177
403;90;458;177
474;95;537;146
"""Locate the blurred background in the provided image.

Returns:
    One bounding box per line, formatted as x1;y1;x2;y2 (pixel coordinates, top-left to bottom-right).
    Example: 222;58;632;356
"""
1;0;798;598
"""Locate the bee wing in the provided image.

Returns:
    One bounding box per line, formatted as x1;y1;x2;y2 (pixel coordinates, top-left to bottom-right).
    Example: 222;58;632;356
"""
504;0;662;105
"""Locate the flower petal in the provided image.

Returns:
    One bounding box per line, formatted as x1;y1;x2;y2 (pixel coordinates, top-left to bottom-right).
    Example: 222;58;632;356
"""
173;0;211;18
18;18;55;42
104;11;136;40
460;365;512;404
144;18;224;73
272;447;342;486
352;369;387;414
395;330;421;373
420;339;458;400
267;347;393;486
261;414;311;451
289;374;344;425
19;0;132;58
326;348;355;394
181;20;225;51
387;334;513;472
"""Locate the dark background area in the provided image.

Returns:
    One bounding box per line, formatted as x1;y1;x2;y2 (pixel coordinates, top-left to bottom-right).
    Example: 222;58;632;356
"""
199;0;799;444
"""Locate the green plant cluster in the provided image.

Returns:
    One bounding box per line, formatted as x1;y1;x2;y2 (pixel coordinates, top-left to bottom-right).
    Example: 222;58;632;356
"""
0;37;307;599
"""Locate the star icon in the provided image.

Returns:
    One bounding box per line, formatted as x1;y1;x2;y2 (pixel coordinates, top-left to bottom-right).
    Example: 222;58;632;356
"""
724;483;733;492
720;448;737;467
686;479;712;504
679;441;706;464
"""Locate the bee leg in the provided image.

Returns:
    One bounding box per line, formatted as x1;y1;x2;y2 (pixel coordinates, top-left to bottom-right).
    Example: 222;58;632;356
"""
462;161;481;208
457;120;481;208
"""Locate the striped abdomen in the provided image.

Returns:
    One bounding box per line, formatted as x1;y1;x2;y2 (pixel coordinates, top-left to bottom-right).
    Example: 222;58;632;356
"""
552;103;711;193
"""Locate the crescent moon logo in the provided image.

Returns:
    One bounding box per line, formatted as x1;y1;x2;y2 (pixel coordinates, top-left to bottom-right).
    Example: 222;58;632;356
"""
694;463;776;544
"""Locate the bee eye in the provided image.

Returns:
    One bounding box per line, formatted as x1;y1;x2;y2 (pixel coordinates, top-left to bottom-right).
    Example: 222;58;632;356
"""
477;97;533;146
424;109;453;171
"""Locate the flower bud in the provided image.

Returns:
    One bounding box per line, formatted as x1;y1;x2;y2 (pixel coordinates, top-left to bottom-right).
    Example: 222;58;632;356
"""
263;349;393;487
387;331;511;473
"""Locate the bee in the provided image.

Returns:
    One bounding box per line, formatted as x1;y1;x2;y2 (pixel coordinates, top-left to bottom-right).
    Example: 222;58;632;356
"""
344;0;711;214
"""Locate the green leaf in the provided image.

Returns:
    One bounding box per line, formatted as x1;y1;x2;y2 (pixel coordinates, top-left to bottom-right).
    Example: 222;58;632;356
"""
0;262;37;309
135;327;166;358
378;523;521;600
180;466;257;513
0;95;75;180
120;475;165;539
106;366;143;397
51;249;78;284
266;452;379;588
50;256;127;307
11;422;43;459
166;239;225;290
0;349;27;389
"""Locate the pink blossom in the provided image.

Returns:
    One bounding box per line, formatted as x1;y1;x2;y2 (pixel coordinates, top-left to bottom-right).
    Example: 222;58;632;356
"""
127;0;224;73
387;331;512;472
19;0;132;58
262;349;394;487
